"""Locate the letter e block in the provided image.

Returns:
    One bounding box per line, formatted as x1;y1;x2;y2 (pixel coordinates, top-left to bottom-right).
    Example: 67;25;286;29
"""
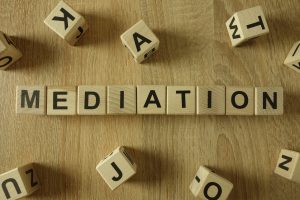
284;41;300;73
255;87;283;115
197;86;225;115
226;87;254;115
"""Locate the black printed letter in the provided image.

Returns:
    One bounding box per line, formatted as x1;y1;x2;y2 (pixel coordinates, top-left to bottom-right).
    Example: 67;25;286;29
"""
2;178;21;199
176;90;191;108
26;169;38;187
278;155;293;171
52;8;75;30
144;90;161;108
203;182;222;200
111;162;123;181
84;91;100;109
262;92;277;109
229;17;241;39
53;91;68;109
231;91;248;109
133;32;152;52
21;90;40;108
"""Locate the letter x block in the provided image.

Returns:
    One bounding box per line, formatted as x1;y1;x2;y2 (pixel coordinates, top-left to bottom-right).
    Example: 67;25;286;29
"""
284;41;300;73
120;20;159;63
96;146;137;190
226;6;269;47
189;166;233;200
44;1;88;45
0;163;40;200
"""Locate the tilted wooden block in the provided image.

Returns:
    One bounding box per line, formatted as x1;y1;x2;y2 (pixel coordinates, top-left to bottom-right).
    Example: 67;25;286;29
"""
44;0;88;45
226;6;269;47
77;86;106;115
255;87;283;115
16;86;46;115
197;86;225;115
120;20;159;63
0;31;22;70
189;166;233;200
226;87;254;115
96;146;137;190
137;85;166;114
0;163;40;200
47;86;77;115
284;41;300;73
274;149;300;183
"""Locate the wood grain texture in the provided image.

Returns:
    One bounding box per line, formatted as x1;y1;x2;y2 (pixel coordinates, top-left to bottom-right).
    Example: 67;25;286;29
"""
0;0;300;199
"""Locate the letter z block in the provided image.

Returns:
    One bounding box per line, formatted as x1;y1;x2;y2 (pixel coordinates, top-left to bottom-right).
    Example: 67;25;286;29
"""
284;41;300;73
96;146;137;190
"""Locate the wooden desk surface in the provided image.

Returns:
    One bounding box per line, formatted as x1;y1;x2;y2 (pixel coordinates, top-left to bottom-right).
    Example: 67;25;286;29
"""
1;0;300;199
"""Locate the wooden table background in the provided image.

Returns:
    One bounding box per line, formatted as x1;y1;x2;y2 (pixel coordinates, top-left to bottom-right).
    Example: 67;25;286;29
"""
1;0;300;199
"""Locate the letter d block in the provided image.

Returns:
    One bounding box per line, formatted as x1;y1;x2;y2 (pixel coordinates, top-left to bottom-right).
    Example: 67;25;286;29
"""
96;146;137;190
189;166;233;200
0;163;40;200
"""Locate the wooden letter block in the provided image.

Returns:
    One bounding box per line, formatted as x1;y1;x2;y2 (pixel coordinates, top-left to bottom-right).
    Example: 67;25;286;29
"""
226;87;254;115
0;31;22;70
47;86;77;115
120;20;159;63
96;146;137;190
255;87;283;115
16;86;46;115
284;41;300;73
107;86;136;115
0;163;40;200
274;149;300;183
44;1;88;45
226;6;269;47
77;86;106;115
167;86;195;115
137;85;166;114
197;86;225;115
189;166;233;200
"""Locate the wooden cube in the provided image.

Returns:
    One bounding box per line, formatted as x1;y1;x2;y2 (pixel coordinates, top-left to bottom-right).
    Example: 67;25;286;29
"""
284;41;300;73
0;163;40;200
47;86;77;115
44;0;88;45
137;85;166;114
120;20;159;63
0;31;22;70
226;87;254;115
274;149;300;183
226;6;269;47
255;87;283;115
16;86;46;115
189;166;233;200
167;86;196;115
197;86;225;115
96;146;137;190
107;86;136;115
77;86;106;115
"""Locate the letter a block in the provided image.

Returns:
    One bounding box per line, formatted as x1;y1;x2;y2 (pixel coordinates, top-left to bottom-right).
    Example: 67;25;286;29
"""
0;163;40;200
120;20;159;63
284;41;300;73
255;87;283;115
96;146;137;190
44;1;88;45
226;6;269;47
274;149;300;183
189;166;233;200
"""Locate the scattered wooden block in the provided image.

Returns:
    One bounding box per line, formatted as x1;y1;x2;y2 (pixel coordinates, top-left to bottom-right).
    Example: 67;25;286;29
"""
284;41;300;73
120;20;159;63
226;6;269;47
96;146;137;190
16;86;46;115
47;86;77;115
226;87;254;115
255;87;283;115
274;149;300;183
0;163;40;200
137;85;166;114
0;31;22;70
44;0;88;45
167;86;196;115
107;86;136;115
189;166;233;200
77;85;106;115
197;86;225;115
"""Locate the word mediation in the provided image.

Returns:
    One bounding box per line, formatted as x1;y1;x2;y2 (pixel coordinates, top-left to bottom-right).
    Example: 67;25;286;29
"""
16;85;283;116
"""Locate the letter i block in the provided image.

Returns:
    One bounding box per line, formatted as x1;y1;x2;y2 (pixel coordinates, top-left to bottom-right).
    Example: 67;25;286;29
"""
189;166;233;200
0;31;22;70
274;149;300;183
284;41;300;73
96;146;137;190
255;87;283;115
226;6;269;47
0;163;40;200
120;20;159;63
197;86;225;115
44;1;88;45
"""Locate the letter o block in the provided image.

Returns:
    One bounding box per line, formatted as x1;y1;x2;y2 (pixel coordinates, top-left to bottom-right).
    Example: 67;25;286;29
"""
226;87;254;115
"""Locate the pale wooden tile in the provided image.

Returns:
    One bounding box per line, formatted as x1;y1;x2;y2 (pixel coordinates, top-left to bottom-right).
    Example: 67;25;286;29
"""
255;87;283;115
284;41;300;73
226;87;254;115
197;86;225;115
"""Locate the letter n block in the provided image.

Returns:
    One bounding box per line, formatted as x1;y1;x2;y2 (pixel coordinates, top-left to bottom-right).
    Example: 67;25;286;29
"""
226;87;254;115
96;146;137;190
284;41;300;73
0;163;40;200
189;166;233;200
44;1;88;45
120;20;159;63
255;87;283;115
